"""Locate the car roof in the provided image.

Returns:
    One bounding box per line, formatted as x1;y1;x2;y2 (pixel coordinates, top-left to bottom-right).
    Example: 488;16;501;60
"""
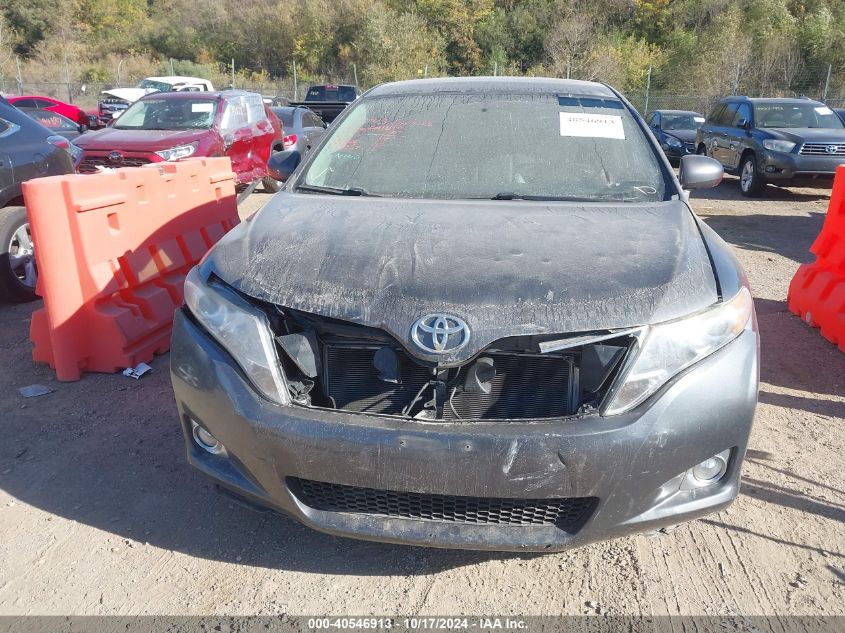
136;90;258;101
722;96;824;106
366;77;618;98
652;109;702;116
145;76;211;84
8;95;59;101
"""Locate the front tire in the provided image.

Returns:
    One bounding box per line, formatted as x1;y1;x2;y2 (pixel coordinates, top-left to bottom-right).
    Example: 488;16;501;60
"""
263;148;284;193
262;175;282;193
0;206;38;303
739;153;766;197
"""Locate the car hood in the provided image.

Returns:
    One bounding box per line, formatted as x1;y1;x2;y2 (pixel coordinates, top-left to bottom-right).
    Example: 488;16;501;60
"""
664;129;697;143
207;194;719;364
100;88;153;103
73;127;210;151
765;127;845;143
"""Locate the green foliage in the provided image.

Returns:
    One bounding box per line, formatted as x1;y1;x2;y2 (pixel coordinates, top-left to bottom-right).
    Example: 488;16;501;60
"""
3;0;845;98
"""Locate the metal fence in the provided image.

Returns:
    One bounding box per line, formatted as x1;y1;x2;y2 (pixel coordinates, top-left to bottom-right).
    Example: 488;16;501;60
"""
4;66;845;116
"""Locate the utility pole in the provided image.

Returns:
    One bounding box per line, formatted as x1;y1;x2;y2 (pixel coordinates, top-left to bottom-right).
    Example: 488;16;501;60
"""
644;65;652;115
231;58;235;89
424;64;428;78
493;61;498;76
116;58;124;87
293;60;298;100
823;64;832;101
15;55;22;95
170;58;175;75
566;59;571;79
353;63;358;87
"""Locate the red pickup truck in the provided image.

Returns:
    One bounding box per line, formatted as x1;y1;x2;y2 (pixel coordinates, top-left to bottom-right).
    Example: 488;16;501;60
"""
73;91;283;187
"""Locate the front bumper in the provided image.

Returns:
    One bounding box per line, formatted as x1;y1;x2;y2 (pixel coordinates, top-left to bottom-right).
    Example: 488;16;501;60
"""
662;143;695;160
170;309;759;552
759;150;845;182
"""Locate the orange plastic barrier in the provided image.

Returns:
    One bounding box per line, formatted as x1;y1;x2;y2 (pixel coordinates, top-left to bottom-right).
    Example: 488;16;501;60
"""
787;165;845;352
25;158;240;381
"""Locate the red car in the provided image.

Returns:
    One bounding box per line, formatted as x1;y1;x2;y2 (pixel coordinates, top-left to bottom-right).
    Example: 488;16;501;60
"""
7;95;91;127
73;91;284;186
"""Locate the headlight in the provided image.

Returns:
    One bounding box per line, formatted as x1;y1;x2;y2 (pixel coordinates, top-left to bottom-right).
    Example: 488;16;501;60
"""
762;139;796;153
665;135;683;148
156;142;198;161
603;287;754;416
183;267;289;405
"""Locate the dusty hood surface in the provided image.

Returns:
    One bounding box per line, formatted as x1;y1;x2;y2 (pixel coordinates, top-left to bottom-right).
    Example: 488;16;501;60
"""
207;193;719;363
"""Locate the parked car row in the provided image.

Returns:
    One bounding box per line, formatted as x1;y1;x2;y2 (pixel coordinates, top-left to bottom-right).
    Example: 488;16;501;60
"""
0;89;331;303
648;96;845;197
695;96;845;196
0;95;79;302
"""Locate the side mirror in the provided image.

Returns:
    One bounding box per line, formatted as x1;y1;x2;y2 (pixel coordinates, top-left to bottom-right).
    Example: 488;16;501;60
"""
78;124;87;133
736;118;750;129
267;149;301;182
679;154;723;190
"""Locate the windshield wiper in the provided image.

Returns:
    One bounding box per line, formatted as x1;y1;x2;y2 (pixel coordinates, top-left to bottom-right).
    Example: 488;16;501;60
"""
489;192;609;202
296;184;378;197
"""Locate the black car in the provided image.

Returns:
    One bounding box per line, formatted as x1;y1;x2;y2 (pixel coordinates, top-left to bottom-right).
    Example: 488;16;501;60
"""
171;77;759;552
0;96;78;302
696;96;845;196
19;108;87;140
291;84;360;124
270;106;327;154
304;84;359;102
646;110;704;162
834;107;845;125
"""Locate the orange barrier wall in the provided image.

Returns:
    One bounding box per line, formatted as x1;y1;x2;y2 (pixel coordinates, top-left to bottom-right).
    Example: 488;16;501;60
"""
787;165;845;352
24;158;240;381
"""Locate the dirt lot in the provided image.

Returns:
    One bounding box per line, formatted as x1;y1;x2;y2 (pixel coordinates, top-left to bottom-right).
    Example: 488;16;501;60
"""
0;179;843;617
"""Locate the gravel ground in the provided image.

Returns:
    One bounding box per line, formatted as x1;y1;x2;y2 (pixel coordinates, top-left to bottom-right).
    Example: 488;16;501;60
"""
0;179;843;617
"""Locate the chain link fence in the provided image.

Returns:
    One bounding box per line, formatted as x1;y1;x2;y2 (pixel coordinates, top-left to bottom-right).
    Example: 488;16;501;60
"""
4;63;845;115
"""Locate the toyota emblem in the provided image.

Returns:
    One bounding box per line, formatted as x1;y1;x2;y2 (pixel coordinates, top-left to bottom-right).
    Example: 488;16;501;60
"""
410;314;470;354
107;151;123;163
825;144;839;155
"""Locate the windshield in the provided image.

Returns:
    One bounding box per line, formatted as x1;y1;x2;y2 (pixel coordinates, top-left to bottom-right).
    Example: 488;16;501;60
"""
662;114;704;130
271;107;294;127
299;92;667;201
137;79;173;92
114;98;217;130
27;110;77;132
755;103;844;129
307;86;357;101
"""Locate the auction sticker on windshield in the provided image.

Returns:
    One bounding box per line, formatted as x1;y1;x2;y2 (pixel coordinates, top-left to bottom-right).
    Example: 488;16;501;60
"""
559;112;625;139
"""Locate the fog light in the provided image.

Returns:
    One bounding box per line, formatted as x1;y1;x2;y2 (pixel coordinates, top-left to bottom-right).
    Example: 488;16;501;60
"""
191;421;225;455
693;457;724;481
681;449;730;490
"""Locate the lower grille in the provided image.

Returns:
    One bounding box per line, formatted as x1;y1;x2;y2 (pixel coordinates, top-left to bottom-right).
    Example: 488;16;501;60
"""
289;478;596;529
322;345;576;420
79;156;151;173
799;142;845;156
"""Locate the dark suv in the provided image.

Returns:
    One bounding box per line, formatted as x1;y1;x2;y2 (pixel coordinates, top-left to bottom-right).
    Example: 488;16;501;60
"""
695;96;845;196
0;96;78;302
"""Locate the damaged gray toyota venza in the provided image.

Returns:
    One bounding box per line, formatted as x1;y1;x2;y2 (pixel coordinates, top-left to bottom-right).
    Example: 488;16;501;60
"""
171;77;759;552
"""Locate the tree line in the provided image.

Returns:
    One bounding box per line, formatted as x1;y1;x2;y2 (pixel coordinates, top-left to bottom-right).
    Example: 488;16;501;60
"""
2;0;844;99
